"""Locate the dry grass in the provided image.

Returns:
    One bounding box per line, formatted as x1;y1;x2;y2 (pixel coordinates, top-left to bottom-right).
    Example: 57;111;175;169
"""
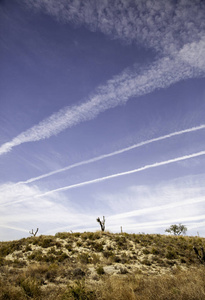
0;232;205;299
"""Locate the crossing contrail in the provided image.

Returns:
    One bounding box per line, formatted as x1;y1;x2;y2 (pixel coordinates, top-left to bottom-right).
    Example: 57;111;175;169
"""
15;124;205;185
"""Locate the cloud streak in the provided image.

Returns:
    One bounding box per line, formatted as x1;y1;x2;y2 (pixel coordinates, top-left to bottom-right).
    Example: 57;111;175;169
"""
37;150;205;197
23;0;205;55
15;124;205;185
0;48;204;156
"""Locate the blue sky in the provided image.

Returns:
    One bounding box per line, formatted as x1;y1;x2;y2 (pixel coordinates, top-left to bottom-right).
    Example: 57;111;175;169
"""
0;0;205;241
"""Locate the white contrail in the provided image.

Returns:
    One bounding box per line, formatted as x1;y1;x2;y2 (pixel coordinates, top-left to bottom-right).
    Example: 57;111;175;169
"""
23;0;205;56
15;124;205;185
36;150;205;197
109;196;205;221
2;150;205;208
0;224;28;233
0;49;204;156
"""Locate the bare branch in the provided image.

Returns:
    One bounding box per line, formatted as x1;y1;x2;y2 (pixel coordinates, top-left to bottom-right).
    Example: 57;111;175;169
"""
97;216;105;232
29;228;39;236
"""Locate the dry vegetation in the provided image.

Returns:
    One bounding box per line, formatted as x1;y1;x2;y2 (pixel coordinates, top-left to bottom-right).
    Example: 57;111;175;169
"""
0;231;205;299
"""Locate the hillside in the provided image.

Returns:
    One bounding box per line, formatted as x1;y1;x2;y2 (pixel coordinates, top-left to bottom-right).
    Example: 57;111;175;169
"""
0;232;205;299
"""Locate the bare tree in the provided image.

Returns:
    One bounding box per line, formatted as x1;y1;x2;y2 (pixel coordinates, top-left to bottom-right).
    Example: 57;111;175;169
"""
96;216;105;232
29;228;39;236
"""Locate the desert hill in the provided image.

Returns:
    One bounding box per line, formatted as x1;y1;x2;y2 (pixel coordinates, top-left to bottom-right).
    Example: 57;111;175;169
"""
0;231;205;299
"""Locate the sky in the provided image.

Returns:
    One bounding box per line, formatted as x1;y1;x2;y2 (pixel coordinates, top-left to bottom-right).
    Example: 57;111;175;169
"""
0;0;205;241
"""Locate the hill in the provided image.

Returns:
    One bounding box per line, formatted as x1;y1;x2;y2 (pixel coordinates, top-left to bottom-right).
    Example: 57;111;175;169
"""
0;232;205;299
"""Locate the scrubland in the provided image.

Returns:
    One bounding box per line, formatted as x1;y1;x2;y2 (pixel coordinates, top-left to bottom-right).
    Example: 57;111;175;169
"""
0;231;205;299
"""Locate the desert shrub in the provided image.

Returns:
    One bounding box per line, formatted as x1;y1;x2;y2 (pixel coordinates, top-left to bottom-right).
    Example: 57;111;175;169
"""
165;250;177;260
92;242;104;252
28;250;43;261
0;244;13;257
142;249;150;255
103;250;114;259
96;265;105;275
73;232;81;237
18;276;41;299
0;257;4;266
62;280;96;300
41;238;54;248
65;242;73;251
45;264;59;282
76;241;83;247
55;232;71;239
119;267;128;274
91;253;100;264
24;245;32;252
12;259;27;268
47;247;57;255
73;268;85;279
113;255;121;263
115;236;128;249
106;245;113;251
87;232;96;240
0;281;24;300
151;247;160;255
141;258;152;266
78;253;91;264
58;252;69;262
26;263;49;278
121;253;129;264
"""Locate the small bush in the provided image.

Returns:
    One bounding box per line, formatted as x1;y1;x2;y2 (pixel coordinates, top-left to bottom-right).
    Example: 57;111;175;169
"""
103;250;114;258
151;247;160;255
94;243;104;252
41;238;54;248
78;253;91;264
55;232;71;239
143;249;150;255
165;250;177;260
18;276;41;299
73;268;86;278
62;280;96;300
96;265;105;275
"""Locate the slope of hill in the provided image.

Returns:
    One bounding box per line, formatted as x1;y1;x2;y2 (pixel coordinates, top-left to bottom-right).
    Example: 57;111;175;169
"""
0;232;205;299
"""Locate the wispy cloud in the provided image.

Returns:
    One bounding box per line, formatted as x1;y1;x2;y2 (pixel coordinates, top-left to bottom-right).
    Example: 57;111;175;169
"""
1;174;205;239
0;47;204;156
110;197;205;221
13;124;205;185
23;0;205;55
35;150;205;197
2;150;205;208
